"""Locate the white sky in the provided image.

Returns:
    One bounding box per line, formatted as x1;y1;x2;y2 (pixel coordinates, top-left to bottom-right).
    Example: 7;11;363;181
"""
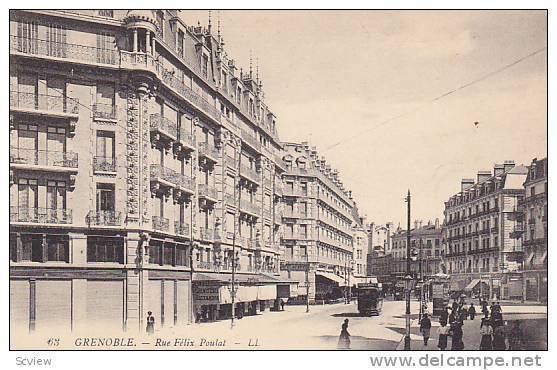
181;10;547;227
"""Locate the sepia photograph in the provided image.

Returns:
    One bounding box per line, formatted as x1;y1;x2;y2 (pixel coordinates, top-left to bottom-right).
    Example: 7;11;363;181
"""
7;7;548;354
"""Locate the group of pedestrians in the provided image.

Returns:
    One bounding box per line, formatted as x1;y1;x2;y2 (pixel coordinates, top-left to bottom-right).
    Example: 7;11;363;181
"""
420;299;524;350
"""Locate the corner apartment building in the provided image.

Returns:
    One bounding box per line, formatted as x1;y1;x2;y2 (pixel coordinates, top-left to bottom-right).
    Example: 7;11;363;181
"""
9;9;288;334
391;220;442;279
442;161;527;300
516;157;547;302
279;142;356;303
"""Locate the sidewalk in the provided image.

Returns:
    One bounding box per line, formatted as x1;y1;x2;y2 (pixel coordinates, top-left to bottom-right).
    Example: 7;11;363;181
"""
396;303;547;350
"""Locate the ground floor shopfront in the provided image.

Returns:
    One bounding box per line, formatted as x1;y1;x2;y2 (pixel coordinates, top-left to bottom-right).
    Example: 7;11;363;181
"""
448;271;532;301
192;272;298;322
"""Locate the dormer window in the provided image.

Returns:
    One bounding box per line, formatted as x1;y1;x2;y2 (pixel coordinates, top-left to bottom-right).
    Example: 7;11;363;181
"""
177;30;184;57
98;10;114;18
202;54;209;77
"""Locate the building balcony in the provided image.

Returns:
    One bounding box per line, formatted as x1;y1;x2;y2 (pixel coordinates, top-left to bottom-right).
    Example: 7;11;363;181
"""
10;206;72;224
150;164;195;194
120;50;159;74
224;193;237;207
150;113;178;141
10;148;78;172
152;216;170;232
177;127;196;151
10;91;79;118
240;130;261;152
92;103;117;121
199;227;215;242
10;35;119;66
157;65;221;122
240;237;259;249
240;163;260;184
197;142;220;163
240;199;260;217
198;183;219;202
93;156;116;173
224;155;238;170
174;221;190;237
86;210;122;226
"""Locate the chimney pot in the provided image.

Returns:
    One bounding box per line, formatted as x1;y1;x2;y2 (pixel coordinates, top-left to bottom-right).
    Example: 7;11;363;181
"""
461;178;475;192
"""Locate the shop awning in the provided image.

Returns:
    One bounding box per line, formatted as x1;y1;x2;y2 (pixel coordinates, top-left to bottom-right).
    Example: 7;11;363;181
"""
193;272;280;284
464;279;480;291
316;271;346;286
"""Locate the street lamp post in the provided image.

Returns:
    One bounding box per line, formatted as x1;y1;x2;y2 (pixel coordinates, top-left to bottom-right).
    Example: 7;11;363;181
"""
404;190;412;350
418;238;424;324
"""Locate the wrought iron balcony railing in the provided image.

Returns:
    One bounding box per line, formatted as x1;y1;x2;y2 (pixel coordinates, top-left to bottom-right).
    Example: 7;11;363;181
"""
152;216;170;232
93;103;117;120
178;126;196;148
240;163;260;183
93;156;116;172
10;148;78;169
10;91;79;115
199;227;215;241
150;164;195;192
240;130;261;151
150;113;178;140
196;261;213;270
10;206;72;224
198;183;218;200
174;221;190;236
86;210;122;226
240;199;260;216
197;142;220;160
10;35;119;65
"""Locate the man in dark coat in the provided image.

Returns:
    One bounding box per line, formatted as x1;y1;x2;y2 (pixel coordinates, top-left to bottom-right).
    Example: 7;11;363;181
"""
420;313;432;346
468;303;476;320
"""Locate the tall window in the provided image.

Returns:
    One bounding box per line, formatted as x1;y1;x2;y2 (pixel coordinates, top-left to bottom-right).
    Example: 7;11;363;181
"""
96;183;115;212
202;54;209;78
47;126;66;153
17;21;38;53
95;83;116;119
97;32;116;64
46;235;69;262
156;11;164;37
46;24;67;57
96;130;115;171
17;73;38;110
18;178;38;213
46;180;66;211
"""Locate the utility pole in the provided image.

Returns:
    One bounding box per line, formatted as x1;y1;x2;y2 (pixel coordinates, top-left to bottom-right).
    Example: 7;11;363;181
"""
404;190;412;350
305;251;310;313
418;238;424;324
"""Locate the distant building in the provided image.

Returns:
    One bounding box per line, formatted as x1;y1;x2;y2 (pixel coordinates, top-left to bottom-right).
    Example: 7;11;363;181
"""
279;142;356;303
352;219;369;285
368;222;393;254
442;161;528;300
517;157;547;302
391;220;443;278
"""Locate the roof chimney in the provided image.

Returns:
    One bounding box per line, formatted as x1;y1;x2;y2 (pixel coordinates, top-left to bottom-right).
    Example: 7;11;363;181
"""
461;178;475;192
435;218;440;229
414;220;418;230
494;164;505;176
477;171;491;183
503;160;515;172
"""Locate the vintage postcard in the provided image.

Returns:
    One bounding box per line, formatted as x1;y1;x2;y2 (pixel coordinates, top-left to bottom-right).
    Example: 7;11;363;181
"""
8;8;547;354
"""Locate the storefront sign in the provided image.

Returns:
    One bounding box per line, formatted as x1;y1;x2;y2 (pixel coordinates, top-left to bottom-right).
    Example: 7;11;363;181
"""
193;283;221;304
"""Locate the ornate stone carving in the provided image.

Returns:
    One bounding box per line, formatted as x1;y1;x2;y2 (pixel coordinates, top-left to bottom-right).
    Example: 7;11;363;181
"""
125;88;140;221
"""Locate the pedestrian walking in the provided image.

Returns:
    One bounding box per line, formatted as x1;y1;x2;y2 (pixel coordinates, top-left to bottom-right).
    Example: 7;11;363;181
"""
337;319;351;350
146;311;155;335
479;318;493;350
468;303;476;320
440;307;449;326
420;313;432;346
508;321;523;350
437;321;450;350
280;299;285;311
492;322;507;350
460;304;468;321
450;321;464;350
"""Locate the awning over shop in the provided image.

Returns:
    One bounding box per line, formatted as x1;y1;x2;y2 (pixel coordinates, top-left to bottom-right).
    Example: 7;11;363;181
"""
464;279;480;291
193;272;280;284
316;271;346;286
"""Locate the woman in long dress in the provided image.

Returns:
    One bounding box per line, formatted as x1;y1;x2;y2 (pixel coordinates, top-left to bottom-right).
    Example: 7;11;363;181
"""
479;318;493;350
337;319;351;350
